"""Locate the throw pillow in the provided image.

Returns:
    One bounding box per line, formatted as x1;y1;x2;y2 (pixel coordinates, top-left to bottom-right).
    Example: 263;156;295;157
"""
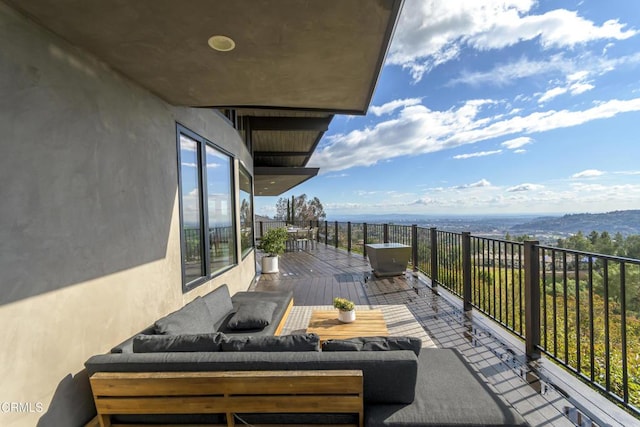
226;301;277;330
133;332;226;353
154;297;215;335
221;333;320;352
322;336;422;356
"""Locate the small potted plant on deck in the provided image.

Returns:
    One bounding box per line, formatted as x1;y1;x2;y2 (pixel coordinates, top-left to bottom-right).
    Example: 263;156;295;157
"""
333;297;356;323
258;227;288;273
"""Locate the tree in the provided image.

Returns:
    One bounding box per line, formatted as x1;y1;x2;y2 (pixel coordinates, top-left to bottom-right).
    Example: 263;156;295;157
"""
274;194;326;223
557;231;593;252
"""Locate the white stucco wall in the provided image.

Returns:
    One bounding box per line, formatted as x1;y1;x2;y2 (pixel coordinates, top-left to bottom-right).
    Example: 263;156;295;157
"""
0;3;255;425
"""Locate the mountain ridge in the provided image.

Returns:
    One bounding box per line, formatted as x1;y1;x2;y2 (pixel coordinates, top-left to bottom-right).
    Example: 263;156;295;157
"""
509;210;640;236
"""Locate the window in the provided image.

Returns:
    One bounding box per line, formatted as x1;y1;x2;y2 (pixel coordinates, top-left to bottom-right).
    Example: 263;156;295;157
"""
177;125;237;290
239;165;254;257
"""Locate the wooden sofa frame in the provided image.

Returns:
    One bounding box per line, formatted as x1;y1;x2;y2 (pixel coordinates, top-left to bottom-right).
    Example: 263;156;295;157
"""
273;297;294;336
88;370;364;427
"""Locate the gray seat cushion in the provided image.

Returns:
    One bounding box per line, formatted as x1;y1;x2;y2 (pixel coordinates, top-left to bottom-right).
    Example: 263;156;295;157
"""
217;290;293;337
221;333;320;352
201;284;234;326
85;350;417;404
365;348;528;426
133;333;226;353
227;301;277;330
154;297;214;335
322;336;422;357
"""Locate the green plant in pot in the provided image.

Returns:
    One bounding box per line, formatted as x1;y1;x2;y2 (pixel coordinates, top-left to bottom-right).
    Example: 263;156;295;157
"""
333;297;356;323
258;227;288;273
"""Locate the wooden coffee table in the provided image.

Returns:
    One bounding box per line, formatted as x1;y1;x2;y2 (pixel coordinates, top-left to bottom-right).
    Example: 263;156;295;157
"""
306;309;389;343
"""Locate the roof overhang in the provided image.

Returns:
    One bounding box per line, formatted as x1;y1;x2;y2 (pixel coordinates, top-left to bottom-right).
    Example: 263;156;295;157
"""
8;0;403;114
7;0;403;195
254;167;319;196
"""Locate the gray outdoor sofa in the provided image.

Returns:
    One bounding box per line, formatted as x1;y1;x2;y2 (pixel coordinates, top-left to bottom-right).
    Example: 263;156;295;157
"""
85;284;528;426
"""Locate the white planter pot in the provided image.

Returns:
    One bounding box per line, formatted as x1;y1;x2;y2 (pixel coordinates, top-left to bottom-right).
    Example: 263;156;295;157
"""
338;309;356;323
261;255;279;273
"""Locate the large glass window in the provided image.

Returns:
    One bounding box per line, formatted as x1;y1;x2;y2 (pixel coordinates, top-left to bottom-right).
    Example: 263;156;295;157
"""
206;145;237;274
177;125;236;290
239;165;254;257
178;133;205;284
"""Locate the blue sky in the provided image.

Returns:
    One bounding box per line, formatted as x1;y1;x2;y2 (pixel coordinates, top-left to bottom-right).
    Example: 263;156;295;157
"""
255;0;640;218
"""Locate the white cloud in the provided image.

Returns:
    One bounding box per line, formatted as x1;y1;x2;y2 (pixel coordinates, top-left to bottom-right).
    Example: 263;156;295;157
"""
501;136;533;149
572;169;605;178
450;52;640;88
311;97;640;172
538;86;568;103
537;68;594;103
453;150;502;159
507;183;544;192
388;1;637;81
326;181;640;216
514;149;527;154
369;98;422;116
455;179;492;189
569;82;595;95
451;55;569;87
411;197;435;206
615;170;640;176
325;173;349;178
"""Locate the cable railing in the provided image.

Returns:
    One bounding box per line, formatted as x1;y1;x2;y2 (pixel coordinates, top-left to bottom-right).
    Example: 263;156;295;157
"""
255;219;640;415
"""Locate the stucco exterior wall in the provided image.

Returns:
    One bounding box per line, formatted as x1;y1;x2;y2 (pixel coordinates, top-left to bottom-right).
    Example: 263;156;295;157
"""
0;3;255;426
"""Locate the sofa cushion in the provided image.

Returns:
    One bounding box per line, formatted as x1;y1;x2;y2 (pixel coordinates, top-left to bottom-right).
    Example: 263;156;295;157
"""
201;284;234;326
221;333;320;352
154;297;215;335
322;336;422;357
133;333;226;353
227;301;277;330
364;349;528;426
85;350;417;404
110;325;156;353
217;290;293;337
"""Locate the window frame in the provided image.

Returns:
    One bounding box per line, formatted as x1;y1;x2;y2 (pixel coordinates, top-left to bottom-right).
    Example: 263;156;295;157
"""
176;124;238;292
239;163;255;259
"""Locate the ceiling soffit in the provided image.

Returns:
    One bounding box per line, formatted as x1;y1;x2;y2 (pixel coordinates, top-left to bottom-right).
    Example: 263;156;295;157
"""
8;0;403;113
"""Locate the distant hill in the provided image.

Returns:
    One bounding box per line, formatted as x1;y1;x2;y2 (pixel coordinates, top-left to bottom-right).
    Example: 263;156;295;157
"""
510;210;640;236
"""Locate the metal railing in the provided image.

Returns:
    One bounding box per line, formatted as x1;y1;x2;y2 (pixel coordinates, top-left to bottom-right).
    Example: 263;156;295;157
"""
255;219;640;415
183;226;235;262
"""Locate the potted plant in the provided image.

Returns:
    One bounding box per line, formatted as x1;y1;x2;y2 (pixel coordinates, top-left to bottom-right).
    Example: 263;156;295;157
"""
333;297;356;323
258;227;288;273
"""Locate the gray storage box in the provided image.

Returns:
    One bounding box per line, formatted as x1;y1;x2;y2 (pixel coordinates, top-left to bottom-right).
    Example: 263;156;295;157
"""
366;243;411;277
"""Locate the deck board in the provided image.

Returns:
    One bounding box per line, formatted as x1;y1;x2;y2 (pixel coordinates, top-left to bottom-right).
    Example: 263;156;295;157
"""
254;244;635;427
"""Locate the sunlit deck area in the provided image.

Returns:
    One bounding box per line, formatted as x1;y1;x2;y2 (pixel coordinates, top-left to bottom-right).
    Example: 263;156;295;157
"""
255;244;636;427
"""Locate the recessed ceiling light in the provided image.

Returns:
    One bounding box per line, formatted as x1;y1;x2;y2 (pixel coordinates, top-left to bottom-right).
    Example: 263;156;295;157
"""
270;181;276;184
208;35;235;52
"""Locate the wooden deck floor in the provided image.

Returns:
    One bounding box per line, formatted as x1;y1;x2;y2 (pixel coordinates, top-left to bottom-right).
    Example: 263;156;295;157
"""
254;244;637;427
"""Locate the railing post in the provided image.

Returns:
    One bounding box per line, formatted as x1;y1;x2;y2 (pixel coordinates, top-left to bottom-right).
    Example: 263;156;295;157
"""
411;224;418;272
324;221;328;246
430;227;438;288
334;221;338;248
259;221;264;239
383;223;389;243
347;222;352;252
462;232;472;311
524;240;541;360
363;223;368;258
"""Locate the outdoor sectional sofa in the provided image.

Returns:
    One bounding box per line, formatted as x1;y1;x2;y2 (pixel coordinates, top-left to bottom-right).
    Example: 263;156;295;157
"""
85;285;528;426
